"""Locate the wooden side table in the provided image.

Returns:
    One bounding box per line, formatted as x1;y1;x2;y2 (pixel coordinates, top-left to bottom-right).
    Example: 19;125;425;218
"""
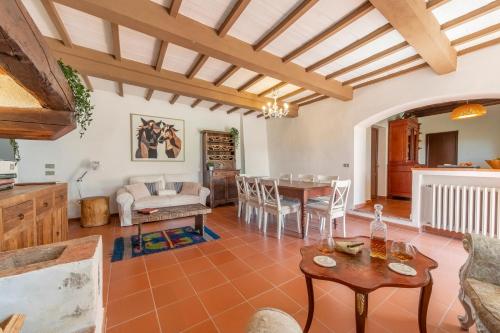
80;196;110;227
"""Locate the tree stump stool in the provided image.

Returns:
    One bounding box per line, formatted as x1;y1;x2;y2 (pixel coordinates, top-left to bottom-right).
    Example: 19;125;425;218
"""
80;196;110;227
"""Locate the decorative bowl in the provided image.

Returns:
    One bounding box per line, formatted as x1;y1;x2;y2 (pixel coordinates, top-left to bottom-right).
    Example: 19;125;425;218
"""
486;160;500;169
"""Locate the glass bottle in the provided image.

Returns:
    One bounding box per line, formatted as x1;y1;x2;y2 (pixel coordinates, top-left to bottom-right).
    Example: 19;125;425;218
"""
317;225;335;254
370;204;387;259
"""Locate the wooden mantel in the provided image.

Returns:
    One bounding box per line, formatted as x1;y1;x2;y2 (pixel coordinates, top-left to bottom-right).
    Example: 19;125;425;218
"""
0;0;76;140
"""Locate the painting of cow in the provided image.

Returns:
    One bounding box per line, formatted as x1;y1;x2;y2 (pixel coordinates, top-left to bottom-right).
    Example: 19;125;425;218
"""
131;114;184;161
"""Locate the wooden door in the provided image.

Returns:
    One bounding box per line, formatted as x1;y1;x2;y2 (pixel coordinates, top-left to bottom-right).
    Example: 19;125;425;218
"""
371;127;379;199
426;131;458;167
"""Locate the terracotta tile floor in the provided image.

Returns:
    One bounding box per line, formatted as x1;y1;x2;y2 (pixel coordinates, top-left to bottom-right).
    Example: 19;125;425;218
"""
69;205;477;333
354;197;412;220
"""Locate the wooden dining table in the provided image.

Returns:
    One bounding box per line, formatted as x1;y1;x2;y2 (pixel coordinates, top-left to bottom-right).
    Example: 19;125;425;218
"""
277;180;332;239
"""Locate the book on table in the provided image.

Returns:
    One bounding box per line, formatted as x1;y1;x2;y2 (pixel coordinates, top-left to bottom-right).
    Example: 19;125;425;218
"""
138;208;159;215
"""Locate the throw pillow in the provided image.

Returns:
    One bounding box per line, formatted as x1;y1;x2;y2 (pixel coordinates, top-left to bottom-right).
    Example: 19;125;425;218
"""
158;189;177;196
166;182;183;193
144;181;160;195
180;182;201;196
125;183;151;200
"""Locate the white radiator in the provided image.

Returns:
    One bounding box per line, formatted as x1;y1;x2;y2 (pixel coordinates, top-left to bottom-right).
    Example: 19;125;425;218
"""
429;184;500;238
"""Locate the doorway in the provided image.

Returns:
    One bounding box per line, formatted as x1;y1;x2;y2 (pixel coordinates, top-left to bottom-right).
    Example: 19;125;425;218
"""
370;127;378;199
425;131;458;167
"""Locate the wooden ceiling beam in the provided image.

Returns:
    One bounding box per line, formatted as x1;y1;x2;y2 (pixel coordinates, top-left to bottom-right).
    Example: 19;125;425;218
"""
218;0;251;37
210;103;222;111
282;1;373;63
214;65;239;86
244;110;255;116
169;94;179;104
52;0;352;100
191;99;202;108
47;39;299;116
146;40;169;100
293;93;321;104
278;88;305;101
110;22;121;60
253;0;319;51
298;95;328;107
306;23;392;72
169;0;182;17
256;113;264;118
81;74;93;91
426;0;451;10
117;82;124;97
237;74;265;92
326;42;409;79
369;0;456;74
451;23;500;47
457;37;500;56
226;107;239;114
41;0;73;47
442;1;500;31
186;54;208;79
145;88;154;101
257;81;288;97
353;63;428;89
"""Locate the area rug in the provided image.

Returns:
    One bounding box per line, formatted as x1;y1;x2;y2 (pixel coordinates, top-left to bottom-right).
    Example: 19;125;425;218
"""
111;226;220;262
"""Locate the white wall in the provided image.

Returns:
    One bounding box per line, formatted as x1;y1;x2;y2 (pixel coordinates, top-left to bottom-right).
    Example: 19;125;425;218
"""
267;44;500;207
418;105;500;168
16;90;270;218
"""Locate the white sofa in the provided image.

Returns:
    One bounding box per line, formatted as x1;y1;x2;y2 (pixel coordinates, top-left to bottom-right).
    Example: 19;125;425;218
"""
116;173;210;227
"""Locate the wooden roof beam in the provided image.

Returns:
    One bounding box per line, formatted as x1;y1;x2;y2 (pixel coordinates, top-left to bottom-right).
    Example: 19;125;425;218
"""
110;22;121;60
369;0;456;74
145;40;169;100
278;88;305;101
41;0;73;47
186;54;208;79
441;1;500;31
244;110;255;116
218;0;251;37
81;74;93;91
117;82;124;97
169;94;179;104
47;39;299;116
257;81;288;97
282;1;373;63
52;0;352;100
353;63;428;89
237;74;265;92
169;0;182;17
254;0;319;51
191;99;202;108
226;107;239;114
214;65;239;86
451;23;500;47
298;95;328;107
292;93;321;104
210;103;222;111
426;0;451;10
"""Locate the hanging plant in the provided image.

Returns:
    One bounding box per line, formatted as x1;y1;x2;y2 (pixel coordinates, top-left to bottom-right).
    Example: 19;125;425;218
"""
229;127;239;148
58;60;94;138
9;139;20;163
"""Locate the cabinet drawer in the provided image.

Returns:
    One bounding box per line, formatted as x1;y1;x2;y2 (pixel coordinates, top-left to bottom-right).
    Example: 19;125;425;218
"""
36;193;53;215
2;200;34;234
54;189;67;207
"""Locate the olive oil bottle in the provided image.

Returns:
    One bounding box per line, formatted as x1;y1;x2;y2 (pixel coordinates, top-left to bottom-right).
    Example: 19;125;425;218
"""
370;204;387;259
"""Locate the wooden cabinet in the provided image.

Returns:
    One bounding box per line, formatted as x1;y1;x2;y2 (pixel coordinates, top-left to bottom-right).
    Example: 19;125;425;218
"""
0;183;68;251
201;130;240;208
387;118;420;199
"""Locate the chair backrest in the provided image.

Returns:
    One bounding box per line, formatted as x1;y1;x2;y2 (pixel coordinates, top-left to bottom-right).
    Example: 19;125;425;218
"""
279;173;292;181
315;175;339;184
245;177;262;203
235;175;247;199
259;178;281;210
297;174;315;182
327;179;351;214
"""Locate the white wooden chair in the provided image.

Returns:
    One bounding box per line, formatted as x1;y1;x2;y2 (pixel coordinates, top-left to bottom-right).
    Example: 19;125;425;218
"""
279;173;292;182
260;179;301;239
304;179;351;238
297;174;315;182
235;175;247;219
245;177;263;228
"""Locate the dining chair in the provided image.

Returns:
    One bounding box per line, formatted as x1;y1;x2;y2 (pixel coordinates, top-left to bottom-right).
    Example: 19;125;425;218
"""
235;175;247;219
315;175;339;184
245;177;263;228
304;179;351;238
297;174;315;182
260;179;301;239
279;173;292;182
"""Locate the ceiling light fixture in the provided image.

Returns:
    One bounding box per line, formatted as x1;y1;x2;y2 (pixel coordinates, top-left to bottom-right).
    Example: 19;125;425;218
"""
450;103;487;120
262;90;289;118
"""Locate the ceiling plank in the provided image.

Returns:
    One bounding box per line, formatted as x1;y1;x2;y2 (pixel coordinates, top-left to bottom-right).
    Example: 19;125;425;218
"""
214;65;239;86
282;1;373;63
218;0;251;37
191;99;202;108
298;95;328;107
226;107;239;114
278;88;305;101
117;82;124;96
169;0;182;17
52;0;352;100
306;23;392;72
244;110;255;116
342;54;421;86
326;42;409;79
169;94;179;104
186;54;208;79
293;93;321;104
257;81;288;97
41;0;73;47
237;74;265;92
451;23;500;47
457;37;500;56
426;0;451;10
369;0;456;74
81;74;93;91
110;22;121;60
210;103;222;111
352;63;428;89
441;1;500;31
47;39;299;116
253;0;319;51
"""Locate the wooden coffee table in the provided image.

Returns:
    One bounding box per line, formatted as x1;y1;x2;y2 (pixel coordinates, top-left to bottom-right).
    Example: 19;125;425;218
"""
132;204;212;250
300;236;438;333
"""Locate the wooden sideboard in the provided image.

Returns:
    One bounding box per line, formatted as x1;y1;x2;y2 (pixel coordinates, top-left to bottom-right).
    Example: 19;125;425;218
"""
0;183;68;251
206;169;239;208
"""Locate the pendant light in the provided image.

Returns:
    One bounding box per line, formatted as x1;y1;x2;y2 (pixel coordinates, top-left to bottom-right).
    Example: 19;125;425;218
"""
450;103;487;120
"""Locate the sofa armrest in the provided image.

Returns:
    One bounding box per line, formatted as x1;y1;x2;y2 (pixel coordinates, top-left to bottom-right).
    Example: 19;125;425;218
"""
116;188;134;227
199;186;210;205
460;233;500;286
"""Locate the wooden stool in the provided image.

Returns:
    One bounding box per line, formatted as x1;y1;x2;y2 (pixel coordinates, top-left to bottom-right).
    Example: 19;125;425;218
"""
80;196;109;227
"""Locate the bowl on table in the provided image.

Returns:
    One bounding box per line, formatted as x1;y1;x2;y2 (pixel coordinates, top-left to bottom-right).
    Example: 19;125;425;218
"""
486;160;500;169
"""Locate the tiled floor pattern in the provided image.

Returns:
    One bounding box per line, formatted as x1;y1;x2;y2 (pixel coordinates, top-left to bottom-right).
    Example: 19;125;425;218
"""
69;205;477;333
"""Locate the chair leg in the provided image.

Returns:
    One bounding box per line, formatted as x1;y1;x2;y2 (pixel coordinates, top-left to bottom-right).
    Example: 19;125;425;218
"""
277;214;283;239
237;201;242;218
328;217;333;237
258;207;263;229
304;213;310;237
296;210;301;234
458;288;475;330
263;212;268;234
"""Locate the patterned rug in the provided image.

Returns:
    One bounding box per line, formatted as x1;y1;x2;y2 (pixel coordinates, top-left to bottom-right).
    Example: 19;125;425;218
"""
111;226;220;262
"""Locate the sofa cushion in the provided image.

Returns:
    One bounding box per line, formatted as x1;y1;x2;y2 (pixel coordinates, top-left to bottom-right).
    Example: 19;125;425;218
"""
464;278;500;333
130;175;165;190
144;181;161;195
133;194;200;210
180;182;201;196
125;183;151;201
158;189;177;196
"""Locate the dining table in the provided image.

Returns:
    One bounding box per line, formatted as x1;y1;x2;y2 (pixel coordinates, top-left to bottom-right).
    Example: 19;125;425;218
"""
277;180;333;239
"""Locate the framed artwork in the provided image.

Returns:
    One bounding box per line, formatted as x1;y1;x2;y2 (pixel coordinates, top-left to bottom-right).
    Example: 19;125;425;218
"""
130;114;185;162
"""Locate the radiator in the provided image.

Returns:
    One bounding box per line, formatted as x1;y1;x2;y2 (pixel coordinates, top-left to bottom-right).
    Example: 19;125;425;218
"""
428;184;500;238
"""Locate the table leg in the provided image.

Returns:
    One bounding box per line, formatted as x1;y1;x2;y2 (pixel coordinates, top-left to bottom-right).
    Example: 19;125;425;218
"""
300;192;308;239
418;275;433;333
137;223;142;252
355;292;368;333
304;276;314;333
195;214;205;236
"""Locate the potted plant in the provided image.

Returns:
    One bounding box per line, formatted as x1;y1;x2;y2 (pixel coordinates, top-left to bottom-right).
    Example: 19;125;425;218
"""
207;162;215;170
229;127;239;148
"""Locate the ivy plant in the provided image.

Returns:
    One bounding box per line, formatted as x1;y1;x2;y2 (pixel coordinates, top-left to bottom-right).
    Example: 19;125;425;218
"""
58;60;94;138
9;139;20;163
229;127;239;148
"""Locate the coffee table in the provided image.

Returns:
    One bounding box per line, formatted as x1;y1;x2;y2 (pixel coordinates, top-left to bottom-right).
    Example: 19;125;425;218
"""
300;236;438;333
132;204;212;251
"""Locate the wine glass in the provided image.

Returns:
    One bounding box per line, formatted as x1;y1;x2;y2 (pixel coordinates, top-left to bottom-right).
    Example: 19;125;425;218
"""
390;240;416;264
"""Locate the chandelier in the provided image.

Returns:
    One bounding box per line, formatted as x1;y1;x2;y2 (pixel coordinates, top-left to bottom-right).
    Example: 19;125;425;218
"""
450;103;487;120
262;90;289;118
